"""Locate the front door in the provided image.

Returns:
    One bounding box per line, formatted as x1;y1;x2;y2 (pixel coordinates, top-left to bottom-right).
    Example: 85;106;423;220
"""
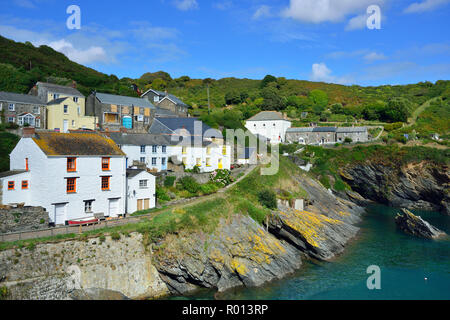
54;204;66;225
137;199;143;211
218;158;223;169
108;199;119;217
144;199;150;210
63;120;69;133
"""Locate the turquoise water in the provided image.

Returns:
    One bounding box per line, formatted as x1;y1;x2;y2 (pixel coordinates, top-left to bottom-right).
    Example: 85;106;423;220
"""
175;205;450;300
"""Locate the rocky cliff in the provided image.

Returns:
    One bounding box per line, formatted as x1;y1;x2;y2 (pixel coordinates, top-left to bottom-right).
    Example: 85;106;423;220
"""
340;161;450;215
0;174;364;300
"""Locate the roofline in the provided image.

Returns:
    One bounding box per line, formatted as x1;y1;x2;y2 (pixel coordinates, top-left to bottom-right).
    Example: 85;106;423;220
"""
0;98;44;106
140;88;164;97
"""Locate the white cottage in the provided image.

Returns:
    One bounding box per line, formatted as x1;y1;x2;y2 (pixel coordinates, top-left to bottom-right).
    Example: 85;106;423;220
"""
245;111;291;144
126;169;156;214
0;129;126;225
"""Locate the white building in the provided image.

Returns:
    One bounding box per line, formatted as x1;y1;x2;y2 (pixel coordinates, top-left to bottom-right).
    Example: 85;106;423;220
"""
109;133;171;172
149;117;232;172
126;169;156;214
245;111;291;144
0;129;126;225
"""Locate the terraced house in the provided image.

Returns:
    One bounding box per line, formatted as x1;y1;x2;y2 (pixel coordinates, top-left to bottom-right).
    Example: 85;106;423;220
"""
0;91;46;128
0;129;127;225
286;126;368;145
86;92;155;132
141;89;189;117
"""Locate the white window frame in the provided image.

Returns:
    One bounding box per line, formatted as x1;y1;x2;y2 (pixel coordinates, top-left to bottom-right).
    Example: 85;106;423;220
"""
140;145;146;153
7;117;14;123
63;105;68;114
85;200;93;213
152;145;157;153
8;103;15;111
139;180;148;189
73;97;78;103
140;157;146;163
33;106;40;114
162;145;167;154
151;157;157;166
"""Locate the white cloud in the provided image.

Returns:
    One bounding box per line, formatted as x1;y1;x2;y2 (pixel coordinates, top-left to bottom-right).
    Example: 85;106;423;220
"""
310;62;352;84
213;1;233;10
253;5;272;20
363;52;386;62
173;0;198;11
14;0;36;8
282;0;383;24
43;39;108;64
404;0;450;13
345;13;368;30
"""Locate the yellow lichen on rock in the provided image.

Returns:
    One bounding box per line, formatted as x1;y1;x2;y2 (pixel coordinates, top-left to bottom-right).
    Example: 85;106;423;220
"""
230;258;248;275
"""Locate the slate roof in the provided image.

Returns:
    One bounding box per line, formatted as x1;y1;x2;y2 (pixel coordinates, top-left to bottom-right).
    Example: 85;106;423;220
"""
336;127;367;133
0;92;44;105
126;169;151;179
0;170;27;178
247;111;286;121
109;133;171;146
32;132;125;156
287;127;337;133
95;92;155;109
149;117;221;138
36;82;84;97
47;97;70;105
141;89;189;108
155;107;178;117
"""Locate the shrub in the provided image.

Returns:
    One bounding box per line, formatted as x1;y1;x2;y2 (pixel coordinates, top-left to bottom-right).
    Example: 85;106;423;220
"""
0;286;9;300
164;176;176;187
178;176;200;194
344;137;353;144
257;189;277;209
111;232;120;241
200;182;219;195
210;169;234;187
99;235;106;243
156;187;171;202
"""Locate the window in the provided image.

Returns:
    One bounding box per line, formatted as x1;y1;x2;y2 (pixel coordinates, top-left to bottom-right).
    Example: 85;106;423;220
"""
154;96;159;103
67;178;76;193
63;105;68;114
140;157;146;163
102;157;110;171
35;119;40;128
162;158;166;166
152;145;157;153
19;114;35;127
8;181;14;190
73;97;78;103
85;200;93;213
53;94;60;100
8;103;15;111
139;180;148;188
152;157;157;165
162;145;167;153
22;180;28;189
67;158;76;172
72;120;75;127
7;117;14;123
33;106;40;114
101;176;110;191
222;146;227;155
140;145;146;153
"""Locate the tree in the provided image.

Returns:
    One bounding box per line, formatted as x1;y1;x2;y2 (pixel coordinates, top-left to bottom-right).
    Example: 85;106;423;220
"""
381;97;412;122
308;89;328;113
260;74;277;89
331;103;344;114
151;78;167;91
225;90;241;105
261;86;283;110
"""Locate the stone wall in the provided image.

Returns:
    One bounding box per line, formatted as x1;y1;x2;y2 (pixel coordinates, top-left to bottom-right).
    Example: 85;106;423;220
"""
0;206;49;234
0;233;169;300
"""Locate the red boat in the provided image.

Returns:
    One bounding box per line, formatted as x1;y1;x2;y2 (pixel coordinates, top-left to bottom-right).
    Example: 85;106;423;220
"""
68;218;99;225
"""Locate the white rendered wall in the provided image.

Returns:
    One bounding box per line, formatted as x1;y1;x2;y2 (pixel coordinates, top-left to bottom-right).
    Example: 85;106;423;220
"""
245;120;292;144
126;171;156;214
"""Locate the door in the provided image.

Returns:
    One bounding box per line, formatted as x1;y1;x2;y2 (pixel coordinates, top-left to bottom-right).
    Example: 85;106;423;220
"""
54;204;66;225
63;120;68;133
218;158;223;169
108;199;119;217
144;199;150;210
137;199;143;211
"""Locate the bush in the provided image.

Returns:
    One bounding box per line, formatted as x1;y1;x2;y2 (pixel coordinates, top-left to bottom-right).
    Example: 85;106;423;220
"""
178;176;200;194
156;187;171;201
384;122;403;131
200;182;219;195
210;169;234;187
344;137;353;144
257;189;277;209
0;286;9;300
111;232;120;241
164;176;176;187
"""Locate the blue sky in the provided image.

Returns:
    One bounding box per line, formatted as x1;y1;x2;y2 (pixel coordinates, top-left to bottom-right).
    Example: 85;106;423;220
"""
1;0;449;86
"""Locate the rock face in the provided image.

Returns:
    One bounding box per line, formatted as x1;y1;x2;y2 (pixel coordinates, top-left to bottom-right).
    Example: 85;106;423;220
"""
395;208;446;239
70;288;129;300
153;215;302;294
340;161;450;215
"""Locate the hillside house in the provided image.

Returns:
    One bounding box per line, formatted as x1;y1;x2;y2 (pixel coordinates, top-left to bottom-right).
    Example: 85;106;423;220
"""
29;81;85;109
149;117;231;172
126;169;156;214
109;133;171;172
286;126;368;145
86;92;155;132
47;97;97;132
141;89;189;117
245;111;292;144
0;91;46;128
0;129;127;225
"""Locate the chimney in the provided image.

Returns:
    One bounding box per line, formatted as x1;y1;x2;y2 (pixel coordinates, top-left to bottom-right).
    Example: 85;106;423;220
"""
164;90;168;96
22;127;35;138
72;80;77;88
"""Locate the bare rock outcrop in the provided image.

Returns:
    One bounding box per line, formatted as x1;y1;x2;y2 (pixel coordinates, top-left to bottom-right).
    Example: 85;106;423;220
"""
395;208;446;239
